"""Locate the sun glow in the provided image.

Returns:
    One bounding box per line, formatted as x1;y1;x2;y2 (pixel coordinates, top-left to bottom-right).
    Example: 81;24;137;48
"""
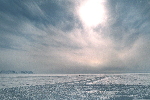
78;0;107;27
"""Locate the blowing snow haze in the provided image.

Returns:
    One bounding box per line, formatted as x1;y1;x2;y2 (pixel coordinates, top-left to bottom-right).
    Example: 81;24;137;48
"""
0;0;150;74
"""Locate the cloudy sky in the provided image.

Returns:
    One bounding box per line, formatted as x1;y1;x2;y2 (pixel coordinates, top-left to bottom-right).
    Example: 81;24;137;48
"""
0;0;150;74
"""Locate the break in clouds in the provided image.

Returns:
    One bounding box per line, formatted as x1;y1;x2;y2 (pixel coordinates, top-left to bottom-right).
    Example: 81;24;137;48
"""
0;0;150;74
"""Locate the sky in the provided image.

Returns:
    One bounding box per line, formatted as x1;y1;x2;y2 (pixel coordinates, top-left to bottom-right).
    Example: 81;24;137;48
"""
0;0;150;74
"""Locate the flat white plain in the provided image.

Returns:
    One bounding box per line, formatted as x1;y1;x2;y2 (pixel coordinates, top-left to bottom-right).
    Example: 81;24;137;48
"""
0;73;150;100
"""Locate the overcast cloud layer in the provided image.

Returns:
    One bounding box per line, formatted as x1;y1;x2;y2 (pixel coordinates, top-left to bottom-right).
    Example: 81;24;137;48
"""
0;0;150;74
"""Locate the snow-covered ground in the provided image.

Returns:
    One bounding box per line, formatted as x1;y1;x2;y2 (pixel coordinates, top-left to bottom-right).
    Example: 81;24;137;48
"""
0;73;150;100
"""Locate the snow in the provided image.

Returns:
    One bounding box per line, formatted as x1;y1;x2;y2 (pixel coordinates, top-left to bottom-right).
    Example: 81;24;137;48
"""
0;73;150;100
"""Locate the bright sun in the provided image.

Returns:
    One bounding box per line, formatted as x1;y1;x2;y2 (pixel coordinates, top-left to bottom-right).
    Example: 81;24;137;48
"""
78;0;107;27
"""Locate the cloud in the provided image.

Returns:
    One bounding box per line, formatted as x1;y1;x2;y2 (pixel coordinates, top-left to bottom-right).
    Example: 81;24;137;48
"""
0;0;150;73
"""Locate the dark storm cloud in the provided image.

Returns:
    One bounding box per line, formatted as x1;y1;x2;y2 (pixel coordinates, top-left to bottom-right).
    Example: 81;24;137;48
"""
0;0;81;73
101;0;150;72
0;0;78;49
107;0;150;47
0;0;150;73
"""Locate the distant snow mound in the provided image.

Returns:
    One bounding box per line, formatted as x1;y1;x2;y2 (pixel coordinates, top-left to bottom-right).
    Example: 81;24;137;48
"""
0;70;33;74
20;71;33;74
0;70;17;74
